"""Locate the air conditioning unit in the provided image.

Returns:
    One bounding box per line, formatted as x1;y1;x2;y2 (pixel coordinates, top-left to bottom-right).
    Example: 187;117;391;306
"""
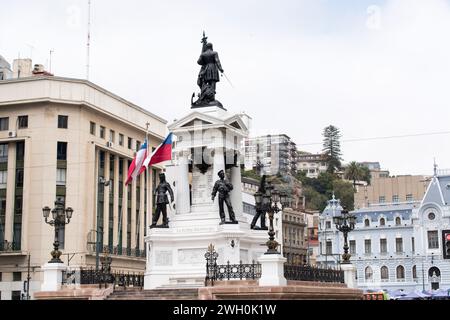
106;141;114;148
8;131;17;138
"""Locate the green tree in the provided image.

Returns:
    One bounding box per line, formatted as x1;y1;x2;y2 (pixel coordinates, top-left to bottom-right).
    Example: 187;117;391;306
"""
332;179;355;211
344;161;372;190
322;125;342;174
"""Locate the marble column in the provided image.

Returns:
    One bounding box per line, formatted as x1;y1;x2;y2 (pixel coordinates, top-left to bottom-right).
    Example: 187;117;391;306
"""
230;152;243;219
176;151;190;214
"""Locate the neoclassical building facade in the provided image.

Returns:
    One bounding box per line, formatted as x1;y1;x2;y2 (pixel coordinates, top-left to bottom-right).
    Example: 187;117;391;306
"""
317;169;450;292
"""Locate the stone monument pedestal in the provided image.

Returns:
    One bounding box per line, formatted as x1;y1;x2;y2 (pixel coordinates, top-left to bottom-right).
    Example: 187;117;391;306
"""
341;263;357;288
258;254;287;286
40;262;66;292
144;106;265;289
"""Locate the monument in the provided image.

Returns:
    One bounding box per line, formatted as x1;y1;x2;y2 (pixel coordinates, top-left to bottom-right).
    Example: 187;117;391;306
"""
144;33;267;289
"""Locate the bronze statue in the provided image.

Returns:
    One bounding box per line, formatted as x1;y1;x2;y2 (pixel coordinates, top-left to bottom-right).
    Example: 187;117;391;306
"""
150;173;174;228
192;32;224;108
251;175;268;230
211;170;236;224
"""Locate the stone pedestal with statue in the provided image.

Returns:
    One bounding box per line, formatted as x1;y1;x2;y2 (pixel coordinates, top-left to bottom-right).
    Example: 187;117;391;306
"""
144;104;268;289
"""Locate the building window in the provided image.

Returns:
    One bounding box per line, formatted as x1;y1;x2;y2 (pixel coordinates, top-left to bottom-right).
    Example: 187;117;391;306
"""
109;130;115;143
396;238;403;253
13;272;21;281
0;117;9;131
395;217;401;225
349;240;356;254
57;115;68;129
381;266;389;280
100;126;105;139
379;218;385;226
380;238;387;253
325;221;331;229
136;140;141;150
392;195;399;203
90;122;96;135
57;142;67;160
0;170;6;189
56;168;66;186
0;144;7;163
412;265;417;279
365;266;373;281
11;291;21;300
119;134;124;146
396;265;405;280
427;230;439;249
325;241;332;255
406;194;413;201
364;239;371;254
18;116;28;129
379;196;385;203
364;219;370;227
128;137;132;149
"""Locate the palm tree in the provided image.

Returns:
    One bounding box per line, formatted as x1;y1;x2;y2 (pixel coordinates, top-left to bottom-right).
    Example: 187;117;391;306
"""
344;161;371;190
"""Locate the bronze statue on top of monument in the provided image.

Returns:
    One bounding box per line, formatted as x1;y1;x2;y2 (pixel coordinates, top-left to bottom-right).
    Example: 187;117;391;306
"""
191;31;225;109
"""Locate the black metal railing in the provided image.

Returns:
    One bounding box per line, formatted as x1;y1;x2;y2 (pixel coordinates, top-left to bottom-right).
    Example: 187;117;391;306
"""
62;267;144;289
87;244;146;259
0;240;20;253
284;264;344;283
204;244;261;286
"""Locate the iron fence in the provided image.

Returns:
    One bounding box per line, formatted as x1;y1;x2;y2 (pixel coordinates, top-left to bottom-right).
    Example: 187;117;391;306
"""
62;267;144;289
284;264;344;283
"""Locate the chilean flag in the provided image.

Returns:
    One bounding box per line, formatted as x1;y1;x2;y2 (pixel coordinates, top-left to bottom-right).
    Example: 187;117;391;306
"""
141;132;173;171
125;140;148;185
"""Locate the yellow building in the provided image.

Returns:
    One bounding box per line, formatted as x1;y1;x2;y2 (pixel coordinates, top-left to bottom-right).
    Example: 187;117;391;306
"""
0;75;167;299
354;172;430;209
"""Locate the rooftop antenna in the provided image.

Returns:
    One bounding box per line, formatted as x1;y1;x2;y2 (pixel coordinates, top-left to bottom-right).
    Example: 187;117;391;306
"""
26;44;34;60
17;52;21;78
49;49;54;73
86;0;91;80
433;158;437;176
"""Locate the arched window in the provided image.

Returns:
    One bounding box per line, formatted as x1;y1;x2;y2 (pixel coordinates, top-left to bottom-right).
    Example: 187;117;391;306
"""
412;265;417;279
395;217;401;225
396;265;405;279
364;219;370;227
379;218;385;226
365;266;373;281
381;266;389;280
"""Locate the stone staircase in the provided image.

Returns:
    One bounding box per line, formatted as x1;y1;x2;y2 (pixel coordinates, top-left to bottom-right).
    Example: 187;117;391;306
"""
106;287;199;300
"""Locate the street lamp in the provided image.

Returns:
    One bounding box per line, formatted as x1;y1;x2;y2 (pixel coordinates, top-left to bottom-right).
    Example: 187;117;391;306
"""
333;208;356;264
42;200;74;263
254;183;289;254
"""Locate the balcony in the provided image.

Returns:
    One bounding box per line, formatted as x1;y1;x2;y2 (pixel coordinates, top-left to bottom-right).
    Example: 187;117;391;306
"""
0;240;23;255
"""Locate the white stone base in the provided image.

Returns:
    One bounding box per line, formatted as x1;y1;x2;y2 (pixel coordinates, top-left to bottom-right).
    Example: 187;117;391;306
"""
40;263;66;292
341;263;357;288
258;254;287;286
144;212;268;289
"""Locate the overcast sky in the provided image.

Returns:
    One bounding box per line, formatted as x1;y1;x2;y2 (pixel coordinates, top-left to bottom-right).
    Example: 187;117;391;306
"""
1;0;450;176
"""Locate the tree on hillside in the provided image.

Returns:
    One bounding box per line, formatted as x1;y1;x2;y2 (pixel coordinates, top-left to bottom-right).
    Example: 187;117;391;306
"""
344;161;372;190
332;179;355;211
322;125;342;174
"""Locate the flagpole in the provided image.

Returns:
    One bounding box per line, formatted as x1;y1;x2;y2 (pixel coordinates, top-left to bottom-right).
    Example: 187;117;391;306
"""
145;122;150;241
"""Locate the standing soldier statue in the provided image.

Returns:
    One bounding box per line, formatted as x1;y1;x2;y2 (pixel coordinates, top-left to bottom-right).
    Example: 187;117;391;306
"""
211;170;237;224
150;173;174;228
250;175;268;230
192;31;225;108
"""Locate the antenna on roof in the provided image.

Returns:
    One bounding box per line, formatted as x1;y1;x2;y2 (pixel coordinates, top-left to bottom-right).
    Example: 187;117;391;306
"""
86;0;91;80
433;158;437;176
49;49;54;73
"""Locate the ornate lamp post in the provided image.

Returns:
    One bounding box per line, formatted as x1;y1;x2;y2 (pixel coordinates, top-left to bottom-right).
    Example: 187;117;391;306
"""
42;200;74;263
333;208;356;264
254;187;289;254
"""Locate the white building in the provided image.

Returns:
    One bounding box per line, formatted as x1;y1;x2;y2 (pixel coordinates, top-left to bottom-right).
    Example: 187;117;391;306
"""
297;152;327;178
317;168;450;292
